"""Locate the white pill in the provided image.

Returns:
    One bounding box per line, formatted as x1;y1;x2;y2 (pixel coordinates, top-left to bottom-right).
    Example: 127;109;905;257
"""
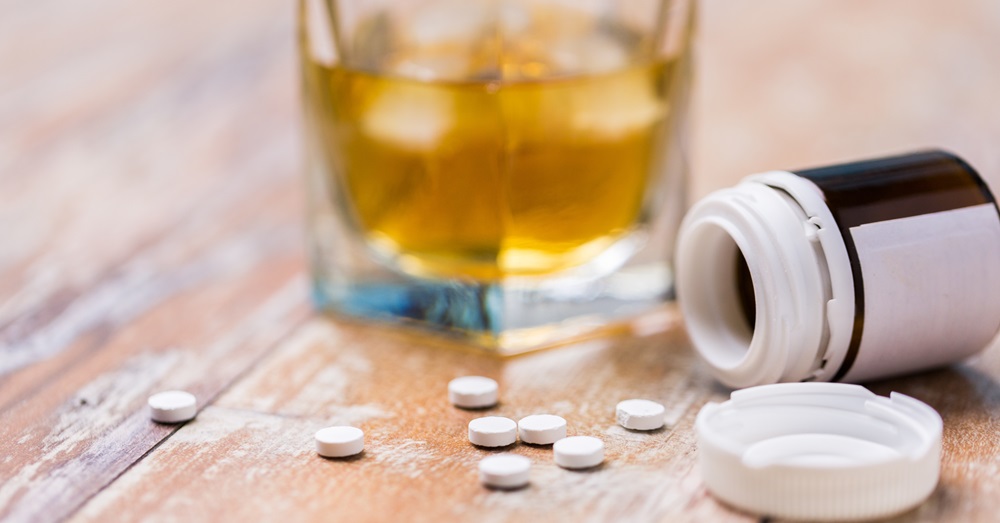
468;416;517;447
449;376;499;409
616;399;666;431
554;436;605;469
518;414;567;445
148;390;197;423
315;426;365;458
479;454;531;489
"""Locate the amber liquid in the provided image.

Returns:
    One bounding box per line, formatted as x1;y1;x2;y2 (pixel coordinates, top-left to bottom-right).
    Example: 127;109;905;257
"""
304;9;680;280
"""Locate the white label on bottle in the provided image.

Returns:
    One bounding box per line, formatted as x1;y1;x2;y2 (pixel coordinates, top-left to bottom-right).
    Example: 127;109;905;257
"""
843;203;1000;382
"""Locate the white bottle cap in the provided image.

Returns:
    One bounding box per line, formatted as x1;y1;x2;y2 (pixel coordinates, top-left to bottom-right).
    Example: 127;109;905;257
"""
696;383;942;521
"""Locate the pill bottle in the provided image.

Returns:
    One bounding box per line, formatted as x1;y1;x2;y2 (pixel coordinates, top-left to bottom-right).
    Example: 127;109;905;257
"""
676;150;1000;388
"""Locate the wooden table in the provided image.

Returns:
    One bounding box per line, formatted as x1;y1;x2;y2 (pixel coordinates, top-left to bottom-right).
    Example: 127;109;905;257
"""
4;1;1000;521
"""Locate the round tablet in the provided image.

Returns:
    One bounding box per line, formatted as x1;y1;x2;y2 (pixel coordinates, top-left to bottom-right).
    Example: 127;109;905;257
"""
468;416;517;447
479;454;531;489
449;376;499;409
148;390;197;423
616;399;666;431
554;436;604;469
518;414;567;445
315;426;365;458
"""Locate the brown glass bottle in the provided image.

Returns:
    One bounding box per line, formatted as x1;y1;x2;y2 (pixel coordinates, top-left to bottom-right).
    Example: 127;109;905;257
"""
677;151;1000;387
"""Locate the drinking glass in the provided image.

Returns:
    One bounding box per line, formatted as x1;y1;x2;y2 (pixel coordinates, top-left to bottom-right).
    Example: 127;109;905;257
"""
300;0;694;352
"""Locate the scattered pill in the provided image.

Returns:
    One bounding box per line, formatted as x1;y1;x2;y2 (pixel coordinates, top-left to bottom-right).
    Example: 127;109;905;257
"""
449;376;499;409
517;414;567;445
554;436;605;469
148;390;197;423
616;399;666;431
478;454;531;489
469;416;517;447
315;426;365;458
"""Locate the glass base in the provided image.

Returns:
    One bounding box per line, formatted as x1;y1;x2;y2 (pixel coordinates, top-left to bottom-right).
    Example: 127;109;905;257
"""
311;262;673;354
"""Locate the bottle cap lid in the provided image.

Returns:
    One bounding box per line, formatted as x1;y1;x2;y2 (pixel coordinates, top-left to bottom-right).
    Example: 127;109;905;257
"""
696;382;942;521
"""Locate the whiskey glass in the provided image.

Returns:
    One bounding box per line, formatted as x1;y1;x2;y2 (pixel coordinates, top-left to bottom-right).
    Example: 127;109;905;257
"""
300;0;694;352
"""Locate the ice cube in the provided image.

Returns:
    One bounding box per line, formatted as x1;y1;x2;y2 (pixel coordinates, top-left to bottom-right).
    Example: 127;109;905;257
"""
362;84;453;150
548;33;630;75
390;55;471;82
570;71;665;138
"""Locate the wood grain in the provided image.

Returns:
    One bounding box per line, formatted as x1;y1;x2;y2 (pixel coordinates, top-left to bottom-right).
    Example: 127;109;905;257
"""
0;0;308;520
73;313;755;523
69;314;1000;523
3;0;1000;522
